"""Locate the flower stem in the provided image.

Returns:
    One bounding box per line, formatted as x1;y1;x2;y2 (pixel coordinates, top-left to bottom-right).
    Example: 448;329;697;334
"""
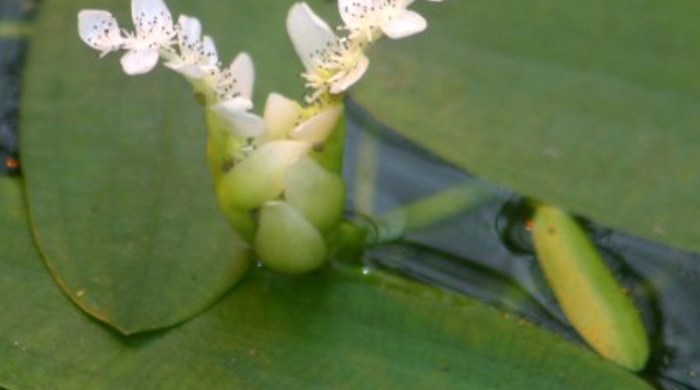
371;181;500;243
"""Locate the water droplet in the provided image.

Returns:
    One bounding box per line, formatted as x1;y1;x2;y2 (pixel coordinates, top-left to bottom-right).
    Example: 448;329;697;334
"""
495;198;535;255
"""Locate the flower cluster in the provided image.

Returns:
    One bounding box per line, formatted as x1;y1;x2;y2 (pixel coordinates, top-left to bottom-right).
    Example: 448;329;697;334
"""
78;0;442;274
78;0;259;134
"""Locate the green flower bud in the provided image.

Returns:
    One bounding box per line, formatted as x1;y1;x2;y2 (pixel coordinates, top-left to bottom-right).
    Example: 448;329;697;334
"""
217;140;310;211
285;156;345;233
255;201;326;274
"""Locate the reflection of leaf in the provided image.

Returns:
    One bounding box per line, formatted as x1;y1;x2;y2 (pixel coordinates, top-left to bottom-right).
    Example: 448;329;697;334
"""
353;0;700;254
0;178;652;389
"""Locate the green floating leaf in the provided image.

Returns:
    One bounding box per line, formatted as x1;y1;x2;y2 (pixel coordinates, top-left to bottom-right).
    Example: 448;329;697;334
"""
21;0;262;333
532;205;649;371
354;0;700;254
0;177;652;389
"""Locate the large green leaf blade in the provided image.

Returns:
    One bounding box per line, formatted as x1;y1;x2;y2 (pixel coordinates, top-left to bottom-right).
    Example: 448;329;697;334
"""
0;177;652;389
20;0;253;333
354;0;700;254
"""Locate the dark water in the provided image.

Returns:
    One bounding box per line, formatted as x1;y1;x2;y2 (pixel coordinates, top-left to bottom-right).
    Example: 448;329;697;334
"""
3;1;699;389
0;0;34;176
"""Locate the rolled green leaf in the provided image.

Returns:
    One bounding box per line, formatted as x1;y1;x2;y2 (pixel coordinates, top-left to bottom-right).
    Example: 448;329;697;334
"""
284;156;345;233
532;205;649;371
255;201;326;274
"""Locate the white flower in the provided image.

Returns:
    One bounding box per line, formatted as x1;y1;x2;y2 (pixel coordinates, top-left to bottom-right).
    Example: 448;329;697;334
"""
210;53;266;138
163;15;219;80
77;0;176;75
338;0;441;43
286;2;369;100
121;0;176;74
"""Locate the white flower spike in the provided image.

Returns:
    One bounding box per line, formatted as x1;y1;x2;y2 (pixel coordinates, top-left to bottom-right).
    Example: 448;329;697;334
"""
77;0;446;275
287;2;369;100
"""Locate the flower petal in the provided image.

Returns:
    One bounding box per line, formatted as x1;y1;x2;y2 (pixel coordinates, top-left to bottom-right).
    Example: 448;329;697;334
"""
381;9;427;39
201;35;218;66
211;98;265;138
286;2;337;71
337;0;369;29
290;104;343;145
215;52;255;101
263;93;302;141
329;54;369;94
228;52;255;100
120;49;160;75
131;0;174;39
177;14;202;48
164;62;207;79
77;10;123;55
